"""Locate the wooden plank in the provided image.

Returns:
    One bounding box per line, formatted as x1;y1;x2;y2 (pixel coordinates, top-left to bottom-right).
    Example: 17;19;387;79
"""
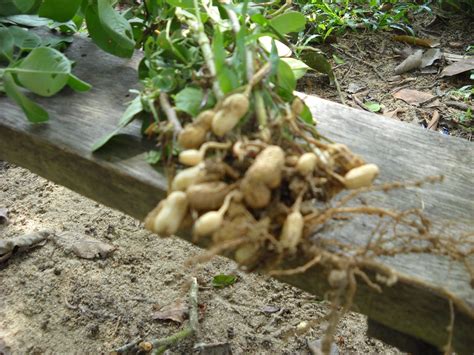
1;37;473;353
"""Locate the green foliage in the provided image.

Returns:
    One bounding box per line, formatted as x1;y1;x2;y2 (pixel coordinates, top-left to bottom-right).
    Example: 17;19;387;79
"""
294;0;432;43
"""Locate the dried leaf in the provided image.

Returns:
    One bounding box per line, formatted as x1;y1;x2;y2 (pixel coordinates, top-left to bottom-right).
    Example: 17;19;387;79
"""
393;35;440;48
0;207;8;224
393;89;434;106
443;52;471;63
152;299;188;323
427;110;440;131
383;108;404;119
420;48;442;68
54;232;116;259
0;230;50;263
440;58;474;77
394;50;422;74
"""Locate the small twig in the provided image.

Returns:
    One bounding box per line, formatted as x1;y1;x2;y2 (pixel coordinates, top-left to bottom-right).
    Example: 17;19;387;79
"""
159;92;183;134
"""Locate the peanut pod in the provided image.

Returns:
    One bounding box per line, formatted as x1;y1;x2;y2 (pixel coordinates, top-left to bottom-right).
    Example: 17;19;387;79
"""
211;93;249;137
148;191;188;236
343;163;379;189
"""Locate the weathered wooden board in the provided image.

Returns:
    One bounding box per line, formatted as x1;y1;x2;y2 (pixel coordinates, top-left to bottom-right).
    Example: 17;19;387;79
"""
1;37;473;353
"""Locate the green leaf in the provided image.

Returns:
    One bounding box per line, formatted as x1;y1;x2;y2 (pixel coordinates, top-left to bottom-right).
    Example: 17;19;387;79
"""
13;0;39;13
270;11;306;35
300;51;335;83
145;150;162;164
174;87;203;117
92;95;142;151
166;0;193;8
2;14;50;26
8;26;41;50
118;95;142;126
0;27;14;61
300;103;314;124
3;72;49;123
91;127;121;151
280;58;310;80
85;1;135;58
10;47;71;96
212;274;237;288
277;59;296;101
365;101;381;112
38;0;82;22
67;74;91;92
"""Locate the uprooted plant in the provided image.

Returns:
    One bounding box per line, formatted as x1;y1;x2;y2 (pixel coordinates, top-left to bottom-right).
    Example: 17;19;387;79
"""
93;1;473;353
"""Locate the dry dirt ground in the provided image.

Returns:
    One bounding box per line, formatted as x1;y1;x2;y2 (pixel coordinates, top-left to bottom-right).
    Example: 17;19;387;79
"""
0;160;400;354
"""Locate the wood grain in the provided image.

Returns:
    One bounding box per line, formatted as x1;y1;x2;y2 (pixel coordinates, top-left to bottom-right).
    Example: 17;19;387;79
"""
0;37;473;353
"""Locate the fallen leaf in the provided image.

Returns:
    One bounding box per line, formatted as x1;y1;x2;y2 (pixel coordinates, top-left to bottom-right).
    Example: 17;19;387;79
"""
383;108;404;119
0;208;8;224
212;274;238;288
261;305;281;314
0;230;50;263
393;35;440;48
394;50;423;74
393;89;435;106
365;101;381;113
427;110;440;131
54;232;116;259
440;58;474;77
152;299;188;323
420;48;442;68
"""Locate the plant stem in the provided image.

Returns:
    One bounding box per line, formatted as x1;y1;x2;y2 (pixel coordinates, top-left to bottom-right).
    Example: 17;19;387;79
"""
159;92;183;134
254;90;267;128
193;0;224;100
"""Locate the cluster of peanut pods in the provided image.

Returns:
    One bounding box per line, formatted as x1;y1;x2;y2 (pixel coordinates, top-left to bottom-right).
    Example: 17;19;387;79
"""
145;92;379;266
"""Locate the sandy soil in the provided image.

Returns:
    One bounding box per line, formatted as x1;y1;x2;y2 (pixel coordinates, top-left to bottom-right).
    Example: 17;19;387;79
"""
0;161;399;354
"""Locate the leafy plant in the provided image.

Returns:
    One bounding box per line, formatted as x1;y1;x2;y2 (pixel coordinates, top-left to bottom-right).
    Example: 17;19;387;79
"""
0;0;136;121
294;0;432;44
